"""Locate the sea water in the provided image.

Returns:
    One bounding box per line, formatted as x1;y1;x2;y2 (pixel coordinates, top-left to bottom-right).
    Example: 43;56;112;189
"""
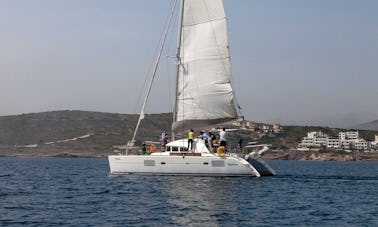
0;158;377;226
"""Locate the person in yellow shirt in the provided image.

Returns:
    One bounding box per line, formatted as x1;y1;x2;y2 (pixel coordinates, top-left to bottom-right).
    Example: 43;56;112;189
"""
187;129;194;151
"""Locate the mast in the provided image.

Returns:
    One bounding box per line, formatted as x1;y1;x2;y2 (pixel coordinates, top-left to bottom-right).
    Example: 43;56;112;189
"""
172;0;185;140
127;0;178;154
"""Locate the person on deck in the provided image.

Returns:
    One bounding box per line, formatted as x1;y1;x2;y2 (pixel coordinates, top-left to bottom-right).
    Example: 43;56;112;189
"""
206;131;213;151
160;131;166;143
199;131;211;150
160;130;167;152
150;143;156;153
141;143;147;155
219;127;228;151
209;132;217;150
187;129;195;151
238;138;243;153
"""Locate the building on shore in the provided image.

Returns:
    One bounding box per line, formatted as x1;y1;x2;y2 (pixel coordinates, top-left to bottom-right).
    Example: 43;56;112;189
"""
298;131;376;152
297;131;328;149
233;116;283;135
369;135;378;150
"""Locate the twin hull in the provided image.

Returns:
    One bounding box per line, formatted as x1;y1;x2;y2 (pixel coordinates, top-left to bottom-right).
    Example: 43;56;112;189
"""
108;155;261;177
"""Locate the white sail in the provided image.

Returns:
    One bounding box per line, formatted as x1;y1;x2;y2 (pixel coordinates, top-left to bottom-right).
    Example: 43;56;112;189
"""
172;0;238;132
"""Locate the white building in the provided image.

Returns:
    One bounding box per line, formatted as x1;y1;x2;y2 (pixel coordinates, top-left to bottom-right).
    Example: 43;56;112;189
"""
273;123;282;133
369;135;378;151
340;140;353;150
244;121;256;130
346;131;359;140
354;138;368;151
298;137;315;148
339;132;346;140
314;137;328;147
298;131;328;148
298;130;371;151
327;137;340;148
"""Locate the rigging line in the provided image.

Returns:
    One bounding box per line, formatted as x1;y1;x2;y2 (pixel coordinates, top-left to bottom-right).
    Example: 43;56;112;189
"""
134;61;153;114
134;16;171;114
164;7;179;114
135;8;176;114
179;0;187;134
128;0;178;153
171;0;184;136
165;56;173;111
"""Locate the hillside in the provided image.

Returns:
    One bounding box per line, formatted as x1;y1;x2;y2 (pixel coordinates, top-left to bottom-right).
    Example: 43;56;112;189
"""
354;120;378;131
0;111;377;160
0;110;172;156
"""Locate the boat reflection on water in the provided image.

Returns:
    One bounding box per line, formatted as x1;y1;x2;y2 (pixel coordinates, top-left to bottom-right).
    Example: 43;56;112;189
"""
164;176;244;226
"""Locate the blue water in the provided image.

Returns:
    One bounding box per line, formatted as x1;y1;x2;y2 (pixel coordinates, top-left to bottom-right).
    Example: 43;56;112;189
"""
0;158;377;226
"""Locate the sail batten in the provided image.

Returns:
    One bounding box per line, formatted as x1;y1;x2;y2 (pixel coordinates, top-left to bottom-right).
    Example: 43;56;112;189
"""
173;0;238;132
183;17;225;27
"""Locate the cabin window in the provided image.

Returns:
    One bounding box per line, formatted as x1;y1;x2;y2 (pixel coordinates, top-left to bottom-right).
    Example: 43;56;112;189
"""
171;147;178;152
203;162;209;165
144;160;155;166
211;160;225;167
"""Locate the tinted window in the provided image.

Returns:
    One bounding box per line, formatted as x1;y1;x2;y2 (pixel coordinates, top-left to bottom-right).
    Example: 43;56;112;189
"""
144;160;155;166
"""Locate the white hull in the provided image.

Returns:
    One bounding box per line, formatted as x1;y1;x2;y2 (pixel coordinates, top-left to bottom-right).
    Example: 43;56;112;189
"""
108;153;261;177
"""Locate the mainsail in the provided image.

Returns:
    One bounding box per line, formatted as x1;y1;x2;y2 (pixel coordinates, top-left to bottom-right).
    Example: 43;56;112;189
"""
172;0;238;132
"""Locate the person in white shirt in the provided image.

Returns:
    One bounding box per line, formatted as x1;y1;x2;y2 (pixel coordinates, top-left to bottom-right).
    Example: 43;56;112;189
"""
199;131;212;150
219;127;227;150
160;130;167;151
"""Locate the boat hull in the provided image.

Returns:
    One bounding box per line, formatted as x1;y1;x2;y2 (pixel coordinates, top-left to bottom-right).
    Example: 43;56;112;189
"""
246;156;276;176
108;154;260;177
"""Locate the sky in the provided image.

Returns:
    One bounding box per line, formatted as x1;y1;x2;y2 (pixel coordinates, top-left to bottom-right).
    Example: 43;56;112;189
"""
1;0;378;127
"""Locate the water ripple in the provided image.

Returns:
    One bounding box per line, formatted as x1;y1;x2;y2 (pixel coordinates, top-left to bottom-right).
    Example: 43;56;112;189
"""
0;158;377;226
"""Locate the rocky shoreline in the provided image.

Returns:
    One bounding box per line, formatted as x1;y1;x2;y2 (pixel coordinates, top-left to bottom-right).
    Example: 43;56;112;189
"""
0;148;109;158
1;148;378;161
263;150;378;161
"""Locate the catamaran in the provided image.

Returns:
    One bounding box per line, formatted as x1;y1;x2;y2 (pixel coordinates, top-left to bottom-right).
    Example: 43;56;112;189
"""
108;0;275;177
